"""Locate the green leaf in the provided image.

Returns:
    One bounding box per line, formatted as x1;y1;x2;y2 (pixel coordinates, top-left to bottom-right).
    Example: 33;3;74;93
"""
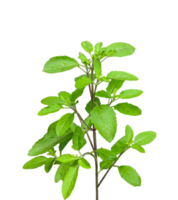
28;121;74;156
114;103;142;116
107;71;138;81
85;97;101;114
118;165;141;186
100;161;113;170
82;116;92;131
90;105;117;142
125;125;134;143
47;148;56;157
59;136;73;154
38;104;63;116
56;113;75;137
57;154;78;163
44;157;55;173
131;144;145;153
100;76;110;82
75;77;93;89
43;56;79;73
97;148;117;161
72;126;86;151
106;42;135;57
23;156;47;169
77;51;92;66
41;96;64;105
106;80;124;94
94;58;102;78
62;166;79;199
58;91;71;105
78;158;91;169
105;50;117;56
55;161;76;183
111;136;128;155
70;88;84;102
75;74;96;82
94;42;103;53
95;89;112;99
81;41;93;54
119;89;143;99
134;131;156;145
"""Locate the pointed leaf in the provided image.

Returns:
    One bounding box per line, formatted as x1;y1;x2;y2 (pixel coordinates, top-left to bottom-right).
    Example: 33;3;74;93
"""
28;121;74;156
56;113;75;137
23;156;47;169
85;97;101;114
75;77;93;89
41;96;64;105
44;157;55;173
106;80;124;94
57;154;78;163
94;58;102;78
94;42;103;53
70;88;84;102
58;91;71;105
62;166;79;199
125;125;134;143
78;52;88;63
78;158;91;169
119;89;143;99
43;56;79;73
114;103;142;116
134;131;156;145
131;144;145;153
111;136;128;155
100;161;113;170
90;105;117;142
100;76;110;82
107;71;138;81
38;104;63;116
75;74;96;82
95;90;111;98
118;165;141;186
59;136;73;154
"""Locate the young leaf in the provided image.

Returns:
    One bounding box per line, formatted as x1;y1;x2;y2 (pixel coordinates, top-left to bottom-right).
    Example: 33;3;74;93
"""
134;131;156;145
75;77;93;89
55;161;76;183
75;74;96;82
81;41;93;54
57;154;78;163
90;105;117;142
82;116;92;132
95;90;111;98
100;76;110;82
100;161;113;170
97;148;117;161
43;56;79;73
62;166;79;199
114;103;142;116
94;42;103;53
70;88;84;102
111;136;128;155
106;80;124;94
106;42;135;57
94;58;102;78
107;71;138;81
125;125;134;143
78;52;88;63
118;165;141;186
131;144;145;153
85;97;101;114
28;121;74;156
23;156;47;169
58;91;71;105
44;157;55;173
78;158;91;169
119;89;143;99
72;126;86;151
56;113;75;137
38;104;63;116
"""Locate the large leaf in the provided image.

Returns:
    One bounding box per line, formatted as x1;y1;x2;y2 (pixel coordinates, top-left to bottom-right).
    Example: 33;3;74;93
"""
114;103;142;116
23;156;47;169
131;144;145;153
134;131;156;145
107;71;138;81
38;104;63;116
43;56;79;73
111;136;128;155
81;41;93;54
90;105;117;142
100;161;113;170
44;157;55;173
62;166;79;199
106;80;124;94
70;88;84;102
28;121;74;156
95;90;111;98
58;91;71;106
85;97;101;114
56;113;75;137
106;42;135;57
75;77;93;89
119;89;143;99
94;58;102;78
118;165;141;186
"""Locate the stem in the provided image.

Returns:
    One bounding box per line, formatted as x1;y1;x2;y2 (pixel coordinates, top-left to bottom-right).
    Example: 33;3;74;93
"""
101;56;108;63
78;66;87;73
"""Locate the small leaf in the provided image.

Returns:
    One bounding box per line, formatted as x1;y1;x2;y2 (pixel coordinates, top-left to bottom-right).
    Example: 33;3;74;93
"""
44;157;55;173
100;76;110;82
78;52;88;62
111;136;128;155
81;41;93;54
107;71;138;81
105;50;117;56
125;125;134;143
85;97;101;114
38;104;63;116
114;103;142;116
94;42;103;53
82;116;92;131
23;156;47;169
75;74;96;82
70;88;84;102
78;158;91;169
106;80;124;94
119;89;143;99
94;58;102;78
100;161;113;170
57;154;78;163
41;96;64;105
97;148;117;161
58;91;71;105
131;144;145;153
95;90;111;98
72;126;86;151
